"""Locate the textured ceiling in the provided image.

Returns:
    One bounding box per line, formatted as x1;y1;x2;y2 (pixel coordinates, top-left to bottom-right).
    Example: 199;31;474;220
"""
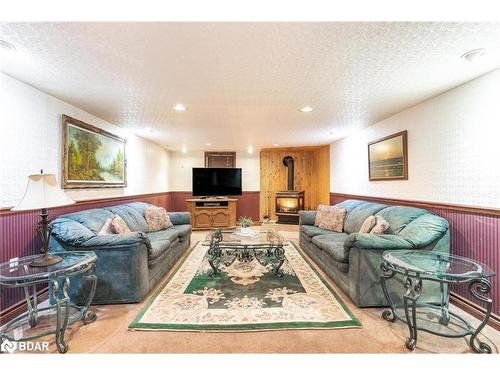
1;22;500;151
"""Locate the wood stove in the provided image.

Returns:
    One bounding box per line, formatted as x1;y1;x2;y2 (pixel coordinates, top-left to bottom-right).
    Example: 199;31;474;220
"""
276;190;304;224
275;156;305;224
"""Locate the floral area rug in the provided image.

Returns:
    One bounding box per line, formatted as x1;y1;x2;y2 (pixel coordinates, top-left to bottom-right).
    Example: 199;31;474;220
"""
129;241;361;331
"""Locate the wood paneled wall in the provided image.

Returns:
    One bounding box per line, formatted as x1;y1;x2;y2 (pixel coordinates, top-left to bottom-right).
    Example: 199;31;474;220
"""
260;146;330;221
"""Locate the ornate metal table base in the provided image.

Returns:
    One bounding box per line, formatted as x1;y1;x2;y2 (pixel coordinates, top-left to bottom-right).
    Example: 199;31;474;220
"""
206;229;286;278
0;253;98;354
380;261;494;354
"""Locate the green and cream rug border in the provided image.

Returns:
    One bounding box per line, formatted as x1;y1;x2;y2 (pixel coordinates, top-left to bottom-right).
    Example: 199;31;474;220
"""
129;241;361;331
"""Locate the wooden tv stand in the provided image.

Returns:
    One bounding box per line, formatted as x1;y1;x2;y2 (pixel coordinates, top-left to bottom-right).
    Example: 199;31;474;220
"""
186;198;237;230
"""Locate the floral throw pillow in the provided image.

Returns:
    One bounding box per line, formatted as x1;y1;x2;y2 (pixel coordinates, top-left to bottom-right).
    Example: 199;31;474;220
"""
98;217;114;235
359;215;376;233
144;207;173;232
370;215;390;235
111;215;131;234
314;205;334;227
317;207;347;233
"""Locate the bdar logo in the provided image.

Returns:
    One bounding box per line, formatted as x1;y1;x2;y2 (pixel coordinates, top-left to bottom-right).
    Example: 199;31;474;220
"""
1;339;17;354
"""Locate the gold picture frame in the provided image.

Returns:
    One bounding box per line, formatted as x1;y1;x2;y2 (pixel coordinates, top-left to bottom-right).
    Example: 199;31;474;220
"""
62;114;127;189
368;130;408;181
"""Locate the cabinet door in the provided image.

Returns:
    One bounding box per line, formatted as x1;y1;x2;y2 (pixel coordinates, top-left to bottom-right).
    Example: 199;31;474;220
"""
212;209;229;227
194;210;213;228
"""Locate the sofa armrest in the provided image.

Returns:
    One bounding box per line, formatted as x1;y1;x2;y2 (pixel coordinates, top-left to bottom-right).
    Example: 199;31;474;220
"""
169;211;192;226
299;211;316;226
344;233;416;251
49;234;150;304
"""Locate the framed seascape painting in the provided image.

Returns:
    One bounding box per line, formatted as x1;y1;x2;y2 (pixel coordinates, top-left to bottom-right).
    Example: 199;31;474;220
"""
368;130;408;181
62;115;127;188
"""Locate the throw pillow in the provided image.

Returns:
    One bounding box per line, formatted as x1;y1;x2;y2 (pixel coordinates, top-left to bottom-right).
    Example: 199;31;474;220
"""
111;215;131;234
370;215;390;234
144;207;173;232
318;207;347;232
359;215;376;233
314;205;334;227
98;217;114;235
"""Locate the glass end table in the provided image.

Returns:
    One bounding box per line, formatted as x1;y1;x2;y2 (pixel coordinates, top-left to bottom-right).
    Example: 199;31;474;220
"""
380;250;496;353
202;228;287;277
0;251;98;353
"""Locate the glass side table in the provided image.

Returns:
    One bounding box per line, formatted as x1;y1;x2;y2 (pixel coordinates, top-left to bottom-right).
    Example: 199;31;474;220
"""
0;252;98;353
380;250;496;353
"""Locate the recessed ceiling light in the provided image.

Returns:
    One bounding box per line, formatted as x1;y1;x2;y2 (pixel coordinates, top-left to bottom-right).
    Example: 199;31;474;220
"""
461;48;485;62
273;143;280;146
248;146;254;154
173;104;187;111
205;143;212;146
299;106;314;113
0;40;16;54
181;145;187;153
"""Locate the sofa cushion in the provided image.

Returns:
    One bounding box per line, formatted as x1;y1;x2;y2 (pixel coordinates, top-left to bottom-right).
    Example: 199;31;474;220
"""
106;205;149;233
174;224;192;241
376;206;429;234
50;217;96;244
370;215;390;234
314;205;334;226
343;201;388;234
98;218;114;235
145;207;173;232
146;226;191;261
398;214;449;247
312;232;349;263
60;208;114;234
301;225;334;238
317;207;346;232
148;238;172;261
111;215;131;234
123;202;155;216
359;215;376;233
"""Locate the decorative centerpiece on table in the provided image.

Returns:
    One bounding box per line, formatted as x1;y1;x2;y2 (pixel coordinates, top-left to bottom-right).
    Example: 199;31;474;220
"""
239;216;254;234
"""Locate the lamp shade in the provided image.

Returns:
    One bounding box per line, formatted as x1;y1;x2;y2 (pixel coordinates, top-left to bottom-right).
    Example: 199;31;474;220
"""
11;174;75;211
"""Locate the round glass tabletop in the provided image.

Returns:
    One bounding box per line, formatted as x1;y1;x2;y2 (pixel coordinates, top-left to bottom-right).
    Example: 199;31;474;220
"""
382;250;496;280
0;252;97;283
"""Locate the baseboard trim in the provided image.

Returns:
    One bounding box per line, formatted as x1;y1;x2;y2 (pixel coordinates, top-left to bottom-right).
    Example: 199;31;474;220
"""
450;292;500;331
0;288;49;325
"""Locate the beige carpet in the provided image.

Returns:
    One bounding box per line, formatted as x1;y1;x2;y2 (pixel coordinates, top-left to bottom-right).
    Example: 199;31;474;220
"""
40;227;500;353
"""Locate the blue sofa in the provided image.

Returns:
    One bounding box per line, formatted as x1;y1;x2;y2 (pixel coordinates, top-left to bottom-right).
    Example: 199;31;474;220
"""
299;199;450;307
49;202;192;304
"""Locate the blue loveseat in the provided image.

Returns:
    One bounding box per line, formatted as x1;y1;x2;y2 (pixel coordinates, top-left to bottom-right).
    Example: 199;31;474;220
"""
299;199;450;307
49;202;192;304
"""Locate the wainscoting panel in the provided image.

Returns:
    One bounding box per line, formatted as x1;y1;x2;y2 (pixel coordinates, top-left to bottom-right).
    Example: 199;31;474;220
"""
330;192;500;318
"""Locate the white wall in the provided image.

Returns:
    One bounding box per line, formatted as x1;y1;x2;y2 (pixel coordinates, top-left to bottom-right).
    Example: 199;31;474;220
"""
169;151;260;191
330;69;500;208
0;73;170;207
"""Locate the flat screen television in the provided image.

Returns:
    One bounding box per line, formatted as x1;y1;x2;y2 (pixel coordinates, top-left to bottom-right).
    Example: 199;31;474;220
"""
192;168;242;197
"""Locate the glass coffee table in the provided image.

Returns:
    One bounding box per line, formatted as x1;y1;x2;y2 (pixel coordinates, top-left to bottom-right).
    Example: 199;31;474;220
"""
380;250;496;353
202;228;287;277
0;252;98;353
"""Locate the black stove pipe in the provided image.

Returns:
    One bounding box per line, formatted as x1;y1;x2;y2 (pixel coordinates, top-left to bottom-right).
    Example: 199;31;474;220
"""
283;156;294;191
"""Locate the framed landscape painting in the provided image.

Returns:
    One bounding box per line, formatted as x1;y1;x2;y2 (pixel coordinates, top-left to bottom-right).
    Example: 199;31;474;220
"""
368;130;408;181
62;115;127;188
